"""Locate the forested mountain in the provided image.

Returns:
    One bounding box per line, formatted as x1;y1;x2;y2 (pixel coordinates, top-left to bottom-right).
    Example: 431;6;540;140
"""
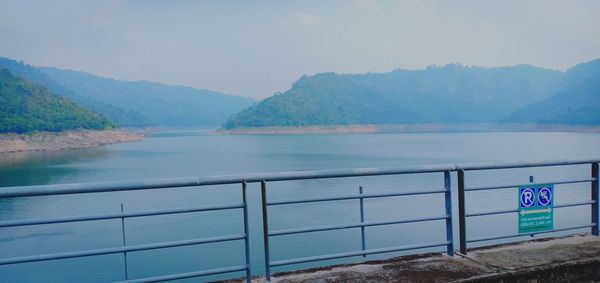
0;57;145;126
223;64;564;129
0;57;255;127
0;68;113;133
506;58;600;125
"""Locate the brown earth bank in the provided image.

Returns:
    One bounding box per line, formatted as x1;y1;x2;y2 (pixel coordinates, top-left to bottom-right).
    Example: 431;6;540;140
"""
216;125;380;135
215;124;600;135
0;129;144;153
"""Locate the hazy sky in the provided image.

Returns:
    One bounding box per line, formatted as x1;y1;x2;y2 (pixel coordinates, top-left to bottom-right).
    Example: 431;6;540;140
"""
1;0;599;99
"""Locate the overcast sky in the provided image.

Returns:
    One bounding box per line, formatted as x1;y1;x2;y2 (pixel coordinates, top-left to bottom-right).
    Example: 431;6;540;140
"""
1;0;599;99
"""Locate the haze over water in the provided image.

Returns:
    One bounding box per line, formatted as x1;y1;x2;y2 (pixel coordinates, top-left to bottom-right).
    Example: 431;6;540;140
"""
1;129;599;282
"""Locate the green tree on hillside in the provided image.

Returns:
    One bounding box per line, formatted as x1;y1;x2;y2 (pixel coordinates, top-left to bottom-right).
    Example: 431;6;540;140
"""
0;68;114;133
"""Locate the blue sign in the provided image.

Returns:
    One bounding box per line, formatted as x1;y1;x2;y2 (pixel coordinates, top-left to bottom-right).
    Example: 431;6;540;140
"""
520;187;536;208
537;187;553;206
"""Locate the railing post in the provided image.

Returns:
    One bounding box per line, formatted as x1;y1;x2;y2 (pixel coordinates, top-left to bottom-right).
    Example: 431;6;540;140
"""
592;163;599;236
457;170;467;254
444;171;454;256
242;182;251;283
359;186;366;257
120;204;129;280
261;181;271;281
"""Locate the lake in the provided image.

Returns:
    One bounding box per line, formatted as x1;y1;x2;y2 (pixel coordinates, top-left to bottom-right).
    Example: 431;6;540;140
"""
1;129;599;282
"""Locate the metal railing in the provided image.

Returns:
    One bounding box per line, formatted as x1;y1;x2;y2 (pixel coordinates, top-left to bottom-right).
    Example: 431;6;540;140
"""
0;180;254;283
456;160;600;254
260;171;454;281
0;159;599;282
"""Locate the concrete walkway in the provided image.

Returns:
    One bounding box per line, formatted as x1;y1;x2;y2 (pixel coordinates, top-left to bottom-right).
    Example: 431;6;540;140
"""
245;234;600;282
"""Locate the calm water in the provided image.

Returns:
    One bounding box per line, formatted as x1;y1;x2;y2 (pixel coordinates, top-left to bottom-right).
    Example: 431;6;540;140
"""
1;129;599;282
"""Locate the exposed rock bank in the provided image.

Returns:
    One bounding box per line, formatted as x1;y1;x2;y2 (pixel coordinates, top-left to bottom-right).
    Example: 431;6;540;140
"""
217;125;380;135
217;123;600;135
0;129;144;153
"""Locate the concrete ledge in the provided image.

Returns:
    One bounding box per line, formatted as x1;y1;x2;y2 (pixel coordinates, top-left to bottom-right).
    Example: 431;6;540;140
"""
232;234;600;282
457;256;600;282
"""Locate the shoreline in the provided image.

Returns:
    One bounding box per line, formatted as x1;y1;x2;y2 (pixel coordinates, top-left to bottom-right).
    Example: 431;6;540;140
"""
0;129;144;154
215;123;600;135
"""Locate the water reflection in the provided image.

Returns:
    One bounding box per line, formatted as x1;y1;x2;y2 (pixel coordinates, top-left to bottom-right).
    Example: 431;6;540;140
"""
0;148;113;186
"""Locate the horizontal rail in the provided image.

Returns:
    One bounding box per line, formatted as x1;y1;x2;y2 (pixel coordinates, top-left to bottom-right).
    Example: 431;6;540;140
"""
555;200;597;209
270;241;450;267
0;234;246;265
0;203;244;228
466;208;517;217
456;159;599;171
116;265;248;283
465;177;596;192
269;215;450;236
466;200;596;217
466;223;595;243
0;164;458;198
267;189;448;206
0;159;597;198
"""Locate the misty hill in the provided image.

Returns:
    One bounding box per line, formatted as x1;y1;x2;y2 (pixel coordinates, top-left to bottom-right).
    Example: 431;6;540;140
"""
506;58;600;125
39;67;256;127
0;57;146;126
0;68;113;133
223;64;564;129
0;57;255;127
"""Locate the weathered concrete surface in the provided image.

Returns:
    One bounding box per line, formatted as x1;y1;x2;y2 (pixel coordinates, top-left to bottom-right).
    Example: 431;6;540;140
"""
236;234;600;283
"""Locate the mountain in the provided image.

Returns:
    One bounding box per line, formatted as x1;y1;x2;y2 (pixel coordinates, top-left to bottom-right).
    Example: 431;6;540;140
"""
0;57;255;127
223;64;564;129
0;68;113;133
39;67;256;127
0;57;146;126
506;58;600;125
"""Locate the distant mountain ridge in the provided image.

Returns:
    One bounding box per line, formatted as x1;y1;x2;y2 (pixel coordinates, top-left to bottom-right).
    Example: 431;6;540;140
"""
0;57;255;127
0;68;113;133
0;57;145;126
223;63;566;129
506;58;600;125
